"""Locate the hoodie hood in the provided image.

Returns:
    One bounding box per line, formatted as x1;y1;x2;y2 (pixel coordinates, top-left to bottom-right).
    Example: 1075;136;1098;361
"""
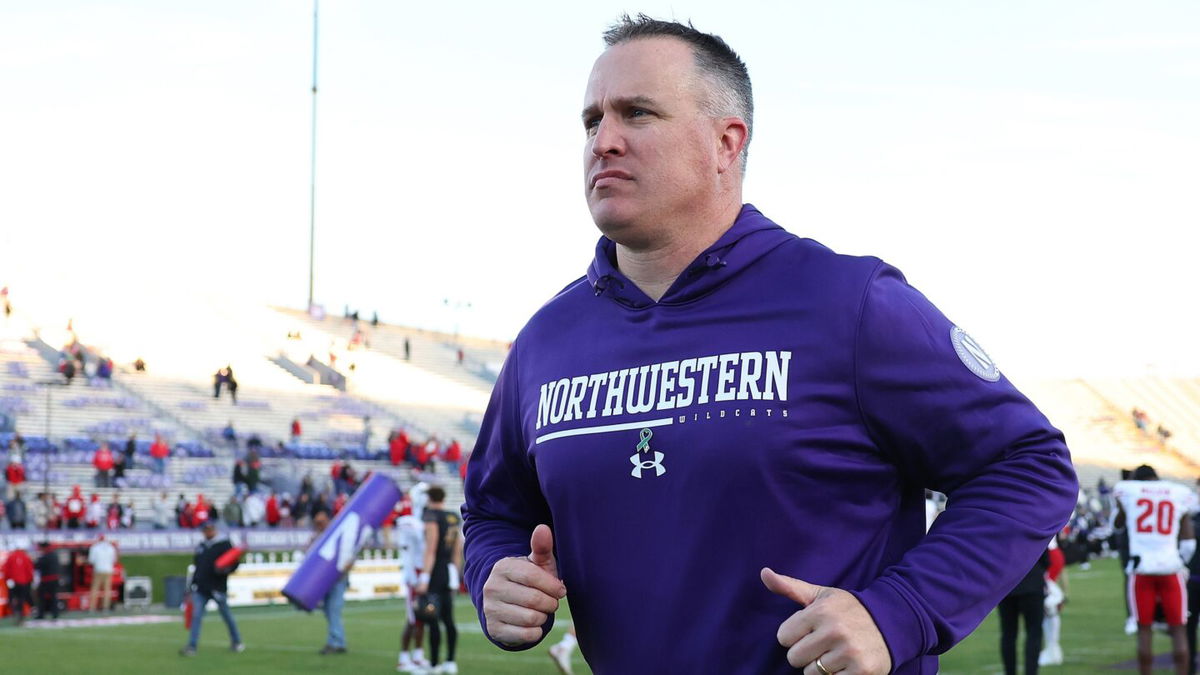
586;204;792;308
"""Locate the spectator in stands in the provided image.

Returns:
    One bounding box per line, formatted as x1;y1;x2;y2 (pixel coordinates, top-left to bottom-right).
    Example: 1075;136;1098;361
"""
280;493;294;527
330;460;345;495
152;491;171;529
312;491;332;520
213;366;230;399
457;347;464;366
5;456;25;499
93;443;115;488
122;497;135;529
150;434;170;475
180;521;244;656
265;491;281;528
105;493;123;530
291;418;302;441
124;433;137;470
228;372;239;405
404;337;411;361
442;439;462;479
294;492;313;528
7;489;27;529
222;421;237;445
2;543;34;625
197;494;216;527
85;493;104;529
332;492;348;515
246;454;262;494
232;460;248;497
94;357;114;387
35;541;61;620
389;429;409;467
133;357;146;372
87;534;118;612
30;492;49;530
247;433;263;453
222;496;243;528
300;472;315;499
243;491;265;528
1157;424;1173;444
340;462;357;495
59;355;76;385
112;450;126;483
175;493;189;527
63;486;86;529
48;493;63;529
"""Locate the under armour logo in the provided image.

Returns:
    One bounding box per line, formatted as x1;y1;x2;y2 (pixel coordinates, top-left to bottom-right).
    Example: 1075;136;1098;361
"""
630;428;665;478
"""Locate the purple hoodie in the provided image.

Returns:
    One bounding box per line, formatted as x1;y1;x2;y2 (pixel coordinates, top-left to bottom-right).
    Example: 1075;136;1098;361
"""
463;204;1077;674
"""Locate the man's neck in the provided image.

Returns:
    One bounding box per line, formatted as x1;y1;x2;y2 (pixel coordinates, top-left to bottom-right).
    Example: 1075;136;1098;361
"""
614;197;742;302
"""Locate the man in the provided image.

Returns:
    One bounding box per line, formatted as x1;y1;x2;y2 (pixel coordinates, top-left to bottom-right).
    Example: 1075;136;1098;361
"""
2;544;34;625
93;442;114;488
461;15;1078;674
152;491;171;530
34;541;61;620
63;486;86;529
997;547;1049;675
414;486;462;674
312;508;352;655
180;521;244;655
6;489;27;529
396;502;431;673
87;534;118;612
1114;464;1196;675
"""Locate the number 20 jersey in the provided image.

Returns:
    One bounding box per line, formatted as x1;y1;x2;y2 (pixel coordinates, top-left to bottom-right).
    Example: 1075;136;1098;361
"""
1114;479;1198;574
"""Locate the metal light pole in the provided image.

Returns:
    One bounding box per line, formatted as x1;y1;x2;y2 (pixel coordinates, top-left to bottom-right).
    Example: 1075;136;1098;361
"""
306;0;320;312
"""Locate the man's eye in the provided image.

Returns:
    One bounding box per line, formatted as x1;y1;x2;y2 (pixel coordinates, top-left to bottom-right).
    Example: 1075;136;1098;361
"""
629;108;649;118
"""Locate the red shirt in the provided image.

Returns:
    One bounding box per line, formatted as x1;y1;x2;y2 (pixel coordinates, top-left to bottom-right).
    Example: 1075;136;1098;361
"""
266;495;280;524
93;448;114;471
150;439;169;459
1;550;34;584
444;441;462;462
389;436;406;466
5;463;24;485
291;420;302;437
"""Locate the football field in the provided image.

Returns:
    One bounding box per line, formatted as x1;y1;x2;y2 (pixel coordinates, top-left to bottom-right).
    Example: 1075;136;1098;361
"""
0;556;1184;673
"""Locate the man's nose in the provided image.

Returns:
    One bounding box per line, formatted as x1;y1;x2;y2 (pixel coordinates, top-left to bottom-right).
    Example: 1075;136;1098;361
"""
591;116;624;158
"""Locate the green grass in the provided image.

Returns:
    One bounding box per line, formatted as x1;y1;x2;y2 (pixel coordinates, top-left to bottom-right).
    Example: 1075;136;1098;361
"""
940;555;1180;674
0;556;1183;673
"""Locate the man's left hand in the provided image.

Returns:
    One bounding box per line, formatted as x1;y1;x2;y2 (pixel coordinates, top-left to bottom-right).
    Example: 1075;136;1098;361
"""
761;568;891;674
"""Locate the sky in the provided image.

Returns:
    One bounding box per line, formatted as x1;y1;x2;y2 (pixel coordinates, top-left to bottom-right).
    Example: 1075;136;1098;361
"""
1;1;1198;378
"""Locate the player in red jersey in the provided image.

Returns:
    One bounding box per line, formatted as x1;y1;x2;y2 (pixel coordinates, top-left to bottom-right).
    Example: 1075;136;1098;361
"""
1114;464;1198;675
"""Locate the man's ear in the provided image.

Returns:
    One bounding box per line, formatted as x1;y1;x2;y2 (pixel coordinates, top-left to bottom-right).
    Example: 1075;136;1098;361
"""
715;117;749;174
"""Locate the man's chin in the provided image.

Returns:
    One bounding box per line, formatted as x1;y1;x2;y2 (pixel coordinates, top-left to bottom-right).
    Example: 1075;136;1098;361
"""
589;202;640;238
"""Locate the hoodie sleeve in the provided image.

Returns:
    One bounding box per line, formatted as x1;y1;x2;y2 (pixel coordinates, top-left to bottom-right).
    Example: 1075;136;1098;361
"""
848;263;1078;671
461;346;556;650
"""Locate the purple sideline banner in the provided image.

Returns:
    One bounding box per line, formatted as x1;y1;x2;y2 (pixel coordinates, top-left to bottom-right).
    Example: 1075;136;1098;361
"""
282;473;401;611
0;527;314;554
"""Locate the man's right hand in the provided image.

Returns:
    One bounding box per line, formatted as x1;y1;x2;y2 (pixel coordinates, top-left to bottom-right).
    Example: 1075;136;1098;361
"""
481;524;566;647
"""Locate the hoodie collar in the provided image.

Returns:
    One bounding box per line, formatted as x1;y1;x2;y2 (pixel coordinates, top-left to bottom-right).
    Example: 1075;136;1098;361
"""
586;204;790;308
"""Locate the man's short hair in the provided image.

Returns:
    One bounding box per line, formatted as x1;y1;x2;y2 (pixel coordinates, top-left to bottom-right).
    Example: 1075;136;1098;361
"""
603;14;754;170
1133;464;1159;481
427;486;446;503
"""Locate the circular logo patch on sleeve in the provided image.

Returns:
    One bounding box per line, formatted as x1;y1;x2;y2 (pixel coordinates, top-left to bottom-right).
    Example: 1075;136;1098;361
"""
950;326;1001;382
